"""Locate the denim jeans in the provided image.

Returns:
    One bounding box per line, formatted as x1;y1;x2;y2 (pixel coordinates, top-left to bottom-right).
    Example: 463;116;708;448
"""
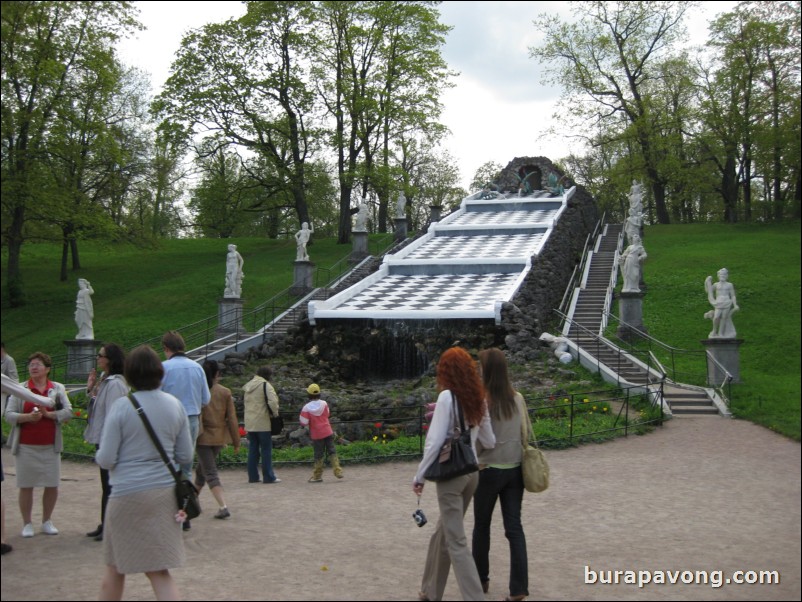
247;431;276;483
472;466;529;597
181;414;200;480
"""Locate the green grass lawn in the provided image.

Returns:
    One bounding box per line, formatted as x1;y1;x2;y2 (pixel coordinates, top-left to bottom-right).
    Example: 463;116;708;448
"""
612;221;801;439
1;236;356;357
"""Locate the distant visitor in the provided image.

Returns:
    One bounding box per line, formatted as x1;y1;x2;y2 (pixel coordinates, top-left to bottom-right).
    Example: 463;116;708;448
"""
704;268;739;338
75;278;95;340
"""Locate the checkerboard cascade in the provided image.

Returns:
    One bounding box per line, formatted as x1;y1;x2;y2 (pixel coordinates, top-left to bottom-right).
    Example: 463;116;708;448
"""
336;273;520;312
403;233;546;261
308;188;572;322
449;208;561;226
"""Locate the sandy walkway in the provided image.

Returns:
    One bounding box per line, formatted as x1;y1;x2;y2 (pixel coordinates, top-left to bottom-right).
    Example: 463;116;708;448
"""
1;416;799;601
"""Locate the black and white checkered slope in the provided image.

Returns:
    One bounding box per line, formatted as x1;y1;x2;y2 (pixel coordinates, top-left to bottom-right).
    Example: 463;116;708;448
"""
309;191;572;323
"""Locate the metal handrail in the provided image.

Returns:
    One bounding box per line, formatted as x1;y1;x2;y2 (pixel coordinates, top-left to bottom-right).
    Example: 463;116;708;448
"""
554;309;667;387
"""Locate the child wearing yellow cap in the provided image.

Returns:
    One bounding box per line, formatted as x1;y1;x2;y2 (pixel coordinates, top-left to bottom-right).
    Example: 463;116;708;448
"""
299;384;343;482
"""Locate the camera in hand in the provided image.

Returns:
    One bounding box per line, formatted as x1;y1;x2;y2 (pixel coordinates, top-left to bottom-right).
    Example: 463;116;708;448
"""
413;508;427;527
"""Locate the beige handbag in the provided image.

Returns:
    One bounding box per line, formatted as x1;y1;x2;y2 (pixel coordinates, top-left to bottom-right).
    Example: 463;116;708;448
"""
519;397;549;493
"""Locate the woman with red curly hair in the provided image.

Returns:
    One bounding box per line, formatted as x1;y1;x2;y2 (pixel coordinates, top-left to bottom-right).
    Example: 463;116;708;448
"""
413;347;495;601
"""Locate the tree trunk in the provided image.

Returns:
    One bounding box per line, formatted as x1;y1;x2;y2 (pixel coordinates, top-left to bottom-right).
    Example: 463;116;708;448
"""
721;155;739;223
5;210;25;307
337;185;352;244
60;240;69;282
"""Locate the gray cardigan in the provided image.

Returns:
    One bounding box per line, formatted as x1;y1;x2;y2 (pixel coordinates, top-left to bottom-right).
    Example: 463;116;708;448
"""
5;381;72;454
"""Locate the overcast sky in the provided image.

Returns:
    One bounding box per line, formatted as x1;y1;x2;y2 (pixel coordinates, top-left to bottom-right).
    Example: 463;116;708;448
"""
117;1;736;191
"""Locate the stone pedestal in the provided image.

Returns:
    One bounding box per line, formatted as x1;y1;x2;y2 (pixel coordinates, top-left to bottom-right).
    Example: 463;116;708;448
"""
394;217;408;243
616;291;648;342
291;260;315;295
64;339;99;382
217;297;244;336
351;231;368;262
702;338;743;385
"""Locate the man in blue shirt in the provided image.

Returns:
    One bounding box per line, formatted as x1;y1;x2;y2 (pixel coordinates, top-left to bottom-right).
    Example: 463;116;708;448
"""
161;331;210;530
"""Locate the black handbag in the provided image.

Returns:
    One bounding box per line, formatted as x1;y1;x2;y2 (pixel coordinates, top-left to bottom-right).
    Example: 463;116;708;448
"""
264;383;284;435
423;393;478;482
128;394;201;520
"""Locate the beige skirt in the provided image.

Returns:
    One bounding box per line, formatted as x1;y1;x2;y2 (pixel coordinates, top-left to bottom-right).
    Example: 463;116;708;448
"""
104;487;185;574
15;444;61;488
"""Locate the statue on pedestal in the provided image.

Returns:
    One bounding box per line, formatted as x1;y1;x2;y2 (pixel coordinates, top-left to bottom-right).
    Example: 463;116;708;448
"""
224;244;244;298
619;235;647;293
396;191;406;219
704;268;739;338
75;278;95;340
354;201;369;232
295;221;314;261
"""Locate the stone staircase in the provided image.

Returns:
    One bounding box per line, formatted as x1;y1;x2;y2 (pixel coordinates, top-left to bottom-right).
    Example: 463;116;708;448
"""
566;223;721;416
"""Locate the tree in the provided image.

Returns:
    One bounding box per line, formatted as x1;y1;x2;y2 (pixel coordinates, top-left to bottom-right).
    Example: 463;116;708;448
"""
531;1;694;224
310;1;453;240
470;161;504;192
1;0;140;305
155;1;317;232
702;1;801;222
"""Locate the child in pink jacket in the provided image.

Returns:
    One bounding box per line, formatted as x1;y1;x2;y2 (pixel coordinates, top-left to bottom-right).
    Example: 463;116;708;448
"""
299;384;343;482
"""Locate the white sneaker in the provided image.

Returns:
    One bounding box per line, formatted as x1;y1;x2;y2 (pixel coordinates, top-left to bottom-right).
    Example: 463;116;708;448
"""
22;523;34;538
41;520;59;535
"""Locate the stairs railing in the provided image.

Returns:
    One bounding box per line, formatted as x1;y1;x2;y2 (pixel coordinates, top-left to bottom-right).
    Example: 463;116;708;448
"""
555;309;667;387
603;313;732;406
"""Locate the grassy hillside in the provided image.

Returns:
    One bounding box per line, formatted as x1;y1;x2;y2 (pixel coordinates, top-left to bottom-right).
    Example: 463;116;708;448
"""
614;221;800;439
1;236;356;357
2;222;800;439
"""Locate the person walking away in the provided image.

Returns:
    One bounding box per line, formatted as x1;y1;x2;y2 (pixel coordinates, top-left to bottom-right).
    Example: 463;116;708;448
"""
160;330;210;532
299;384;343;482
96;345;193;601
242;366;281;484
196;360;240;518
83;343;129;541
472;348;529;601
412;347;495;602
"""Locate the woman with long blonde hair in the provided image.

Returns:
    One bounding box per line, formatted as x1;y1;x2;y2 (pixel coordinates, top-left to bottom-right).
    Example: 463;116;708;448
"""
472;348;529;601
413;347;495;601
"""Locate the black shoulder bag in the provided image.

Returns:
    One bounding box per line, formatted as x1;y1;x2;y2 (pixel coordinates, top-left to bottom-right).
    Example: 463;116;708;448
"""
128;393;201;519
423;393;479;482
263;382;284;435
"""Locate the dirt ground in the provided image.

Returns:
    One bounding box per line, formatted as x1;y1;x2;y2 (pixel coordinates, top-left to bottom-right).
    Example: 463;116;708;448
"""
1;415;800;601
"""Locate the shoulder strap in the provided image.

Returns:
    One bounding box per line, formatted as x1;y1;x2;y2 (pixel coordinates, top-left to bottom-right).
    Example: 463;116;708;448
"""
128;393;181;484
263;382;278;418
518;396;538;449
451;391;467;432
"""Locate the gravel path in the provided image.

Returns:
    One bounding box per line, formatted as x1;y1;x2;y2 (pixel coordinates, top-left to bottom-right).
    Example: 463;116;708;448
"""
1;415;799;601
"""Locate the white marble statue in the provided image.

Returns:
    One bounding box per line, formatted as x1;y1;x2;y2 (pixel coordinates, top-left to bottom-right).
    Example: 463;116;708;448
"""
619;235;647;293
396;191;406;219
624;206;644;245
354;201;369;232
704;268;739;338
539;333;572;364
74;278;95;340
224;244;244;298
295;221;314;261
628;179;644;215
